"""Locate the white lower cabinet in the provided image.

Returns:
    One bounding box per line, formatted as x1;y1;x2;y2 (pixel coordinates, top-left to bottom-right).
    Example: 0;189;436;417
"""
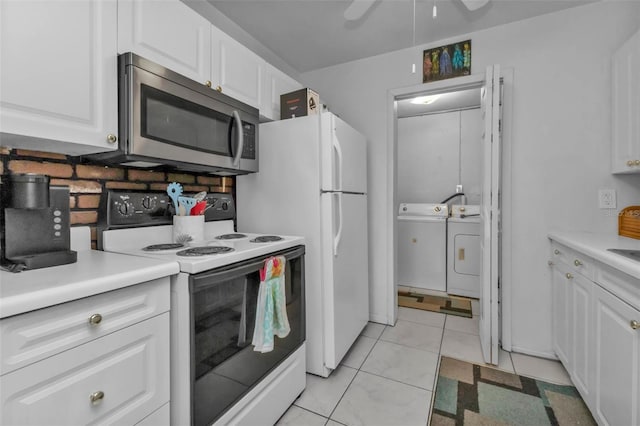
592;285;640;426
550;240;640;425
550;259;592;401
0;280;170;426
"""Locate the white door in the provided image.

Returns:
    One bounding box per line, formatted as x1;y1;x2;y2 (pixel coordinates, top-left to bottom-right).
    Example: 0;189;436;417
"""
210;25;263;109
320;192;369;369
321;113;368;193
0;0;118;155
479;64;501;365
592;284;640;426
118;0;212;84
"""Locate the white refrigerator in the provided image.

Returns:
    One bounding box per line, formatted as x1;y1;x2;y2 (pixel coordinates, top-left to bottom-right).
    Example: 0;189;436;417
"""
237;111;369;377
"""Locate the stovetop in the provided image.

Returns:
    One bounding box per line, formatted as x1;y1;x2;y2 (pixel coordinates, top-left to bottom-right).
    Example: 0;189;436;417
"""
102;220;304;274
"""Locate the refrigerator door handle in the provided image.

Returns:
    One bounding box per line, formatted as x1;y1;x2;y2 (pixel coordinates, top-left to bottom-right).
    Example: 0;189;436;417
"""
333;128;344;191
334;192;343;256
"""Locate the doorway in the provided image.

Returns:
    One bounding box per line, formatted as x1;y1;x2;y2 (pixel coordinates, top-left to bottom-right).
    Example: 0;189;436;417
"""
385;69;514;362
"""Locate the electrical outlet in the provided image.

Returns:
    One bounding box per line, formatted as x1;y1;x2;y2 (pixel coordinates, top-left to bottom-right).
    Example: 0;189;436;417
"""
598;189;617;209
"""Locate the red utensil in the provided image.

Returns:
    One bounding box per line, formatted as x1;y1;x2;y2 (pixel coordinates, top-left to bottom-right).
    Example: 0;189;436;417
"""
191;200;207;216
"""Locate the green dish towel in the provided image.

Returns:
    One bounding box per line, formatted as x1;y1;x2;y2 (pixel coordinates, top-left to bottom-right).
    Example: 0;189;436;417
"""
252;256;290;353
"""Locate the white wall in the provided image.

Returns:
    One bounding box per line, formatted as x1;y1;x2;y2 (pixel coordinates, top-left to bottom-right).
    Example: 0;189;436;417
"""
397;109;482;204
301;2;640;356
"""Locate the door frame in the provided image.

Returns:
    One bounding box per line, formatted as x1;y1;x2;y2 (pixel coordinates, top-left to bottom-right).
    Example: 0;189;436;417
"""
385;69;514;351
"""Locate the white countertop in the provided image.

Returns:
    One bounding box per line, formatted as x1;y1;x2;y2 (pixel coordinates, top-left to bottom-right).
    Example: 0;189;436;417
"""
548;231;640;279
0;249;179;319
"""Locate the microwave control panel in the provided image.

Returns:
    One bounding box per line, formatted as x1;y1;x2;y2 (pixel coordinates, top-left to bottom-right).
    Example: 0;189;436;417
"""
241;123;256;160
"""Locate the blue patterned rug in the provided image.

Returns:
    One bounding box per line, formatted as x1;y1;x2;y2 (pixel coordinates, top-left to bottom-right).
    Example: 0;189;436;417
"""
430;356;595;425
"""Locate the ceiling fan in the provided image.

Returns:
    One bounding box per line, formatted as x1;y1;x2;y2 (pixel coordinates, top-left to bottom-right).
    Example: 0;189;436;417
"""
344;0;490;21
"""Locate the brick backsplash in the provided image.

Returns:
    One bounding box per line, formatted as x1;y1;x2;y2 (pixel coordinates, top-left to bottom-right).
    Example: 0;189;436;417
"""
0;148;235;249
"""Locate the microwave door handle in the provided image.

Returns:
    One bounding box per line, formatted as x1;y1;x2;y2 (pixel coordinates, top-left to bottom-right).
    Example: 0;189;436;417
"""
232;110;244;167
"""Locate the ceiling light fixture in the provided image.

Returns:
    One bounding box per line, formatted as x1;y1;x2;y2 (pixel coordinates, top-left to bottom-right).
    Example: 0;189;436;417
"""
411;95;441;105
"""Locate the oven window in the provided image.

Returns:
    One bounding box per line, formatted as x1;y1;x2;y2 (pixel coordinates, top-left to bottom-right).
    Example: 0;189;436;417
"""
140;84;233;156
191;250;305;426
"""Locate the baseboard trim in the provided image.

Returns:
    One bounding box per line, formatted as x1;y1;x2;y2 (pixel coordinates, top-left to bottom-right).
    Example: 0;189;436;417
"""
510;345;558;360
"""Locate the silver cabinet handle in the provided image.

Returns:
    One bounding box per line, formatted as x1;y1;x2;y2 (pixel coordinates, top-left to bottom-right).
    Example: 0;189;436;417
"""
574;259;583;266
88;314;102;326
566;273;573;279
90;391;104;405
554;249;560;255
106;134;117;144
628;160;634;167
631;320;640;330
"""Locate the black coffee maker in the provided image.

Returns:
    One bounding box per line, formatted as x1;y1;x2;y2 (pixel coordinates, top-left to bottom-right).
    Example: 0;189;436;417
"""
1;174;77;271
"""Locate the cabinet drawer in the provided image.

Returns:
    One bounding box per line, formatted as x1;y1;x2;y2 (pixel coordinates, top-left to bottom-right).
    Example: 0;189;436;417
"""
0;313;170;426
594;262;640;312
1;278;169;375
550;242;595;280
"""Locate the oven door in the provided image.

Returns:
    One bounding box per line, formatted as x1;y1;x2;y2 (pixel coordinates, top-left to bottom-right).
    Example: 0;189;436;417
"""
126;63;258;173
189;246;305;426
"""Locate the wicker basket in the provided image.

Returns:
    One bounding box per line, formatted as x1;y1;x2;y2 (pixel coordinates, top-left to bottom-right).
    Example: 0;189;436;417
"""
619;206;640;239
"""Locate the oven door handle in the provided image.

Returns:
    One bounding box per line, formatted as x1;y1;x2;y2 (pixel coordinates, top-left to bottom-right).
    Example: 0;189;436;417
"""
231;110;244;168
190;245;305;293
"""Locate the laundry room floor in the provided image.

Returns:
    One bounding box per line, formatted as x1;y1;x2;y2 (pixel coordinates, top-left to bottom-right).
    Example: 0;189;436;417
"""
276;306;573;426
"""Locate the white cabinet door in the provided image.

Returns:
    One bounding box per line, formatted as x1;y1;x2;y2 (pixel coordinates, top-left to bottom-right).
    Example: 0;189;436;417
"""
612;28;640;174
550;262;572;366
0;313;170;426
592;284;640;426
570;272;592;403
0;0;118;155
210;25;264;109
118;0;211;85
261;63;303;120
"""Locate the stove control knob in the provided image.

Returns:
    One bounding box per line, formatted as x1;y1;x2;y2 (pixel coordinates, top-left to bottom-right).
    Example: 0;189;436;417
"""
117;201;134;217
221;202;229;211
141;196;156;211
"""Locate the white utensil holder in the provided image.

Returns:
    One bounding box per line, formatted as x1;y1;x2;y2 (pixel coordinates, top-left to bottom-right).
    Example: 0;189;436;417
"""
173;215;204;243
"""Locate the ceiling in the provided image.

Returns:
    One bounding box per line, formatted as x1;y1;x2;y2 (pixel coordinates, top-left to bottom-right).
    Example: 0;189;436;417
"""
207;0;596;73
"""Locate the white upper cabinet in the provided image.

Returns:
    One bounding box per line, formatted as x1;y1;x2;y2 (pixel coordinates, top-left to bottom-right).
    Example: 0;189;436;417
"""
210;25;264;109
0;0;118;155
261;62;304;121
118;0;211;85
612;28;640;174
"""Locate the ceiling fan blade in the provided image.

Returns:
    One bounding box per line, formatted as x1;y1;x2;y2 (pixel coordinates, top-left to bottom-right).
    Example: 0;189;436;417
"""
344;0;378;21
459;0;490;11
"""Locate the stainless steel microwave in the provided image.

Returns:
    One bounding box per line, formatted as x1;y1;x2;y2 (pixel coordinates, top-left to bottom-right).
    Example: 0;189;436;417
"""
88;53;258;175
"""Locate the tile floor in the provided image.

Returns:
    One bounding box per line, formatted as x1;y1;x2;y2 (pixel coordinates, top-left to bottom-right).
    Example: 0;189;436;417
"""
276;305;573;426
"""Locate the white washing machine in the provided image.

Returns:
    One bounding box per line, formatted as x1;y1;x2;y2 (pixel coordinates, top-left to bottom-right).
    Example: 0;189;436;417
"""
447;204;481;298
397;203;448;291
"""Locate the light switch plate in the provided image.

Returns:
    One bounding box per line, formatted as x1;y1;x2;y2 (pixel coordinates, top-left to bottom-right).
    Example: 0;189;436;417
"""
598;189;617;209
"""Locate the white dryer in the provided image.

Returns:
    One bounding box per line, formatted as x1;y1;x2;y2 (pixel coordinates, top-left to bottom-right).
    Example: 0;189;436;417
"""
447;204;481;298
397;203;448;291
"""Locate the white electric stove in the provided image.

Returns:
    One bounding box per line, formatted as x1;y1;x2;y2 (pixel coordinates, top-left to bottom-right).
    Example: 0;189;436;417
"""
100;191;306;426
